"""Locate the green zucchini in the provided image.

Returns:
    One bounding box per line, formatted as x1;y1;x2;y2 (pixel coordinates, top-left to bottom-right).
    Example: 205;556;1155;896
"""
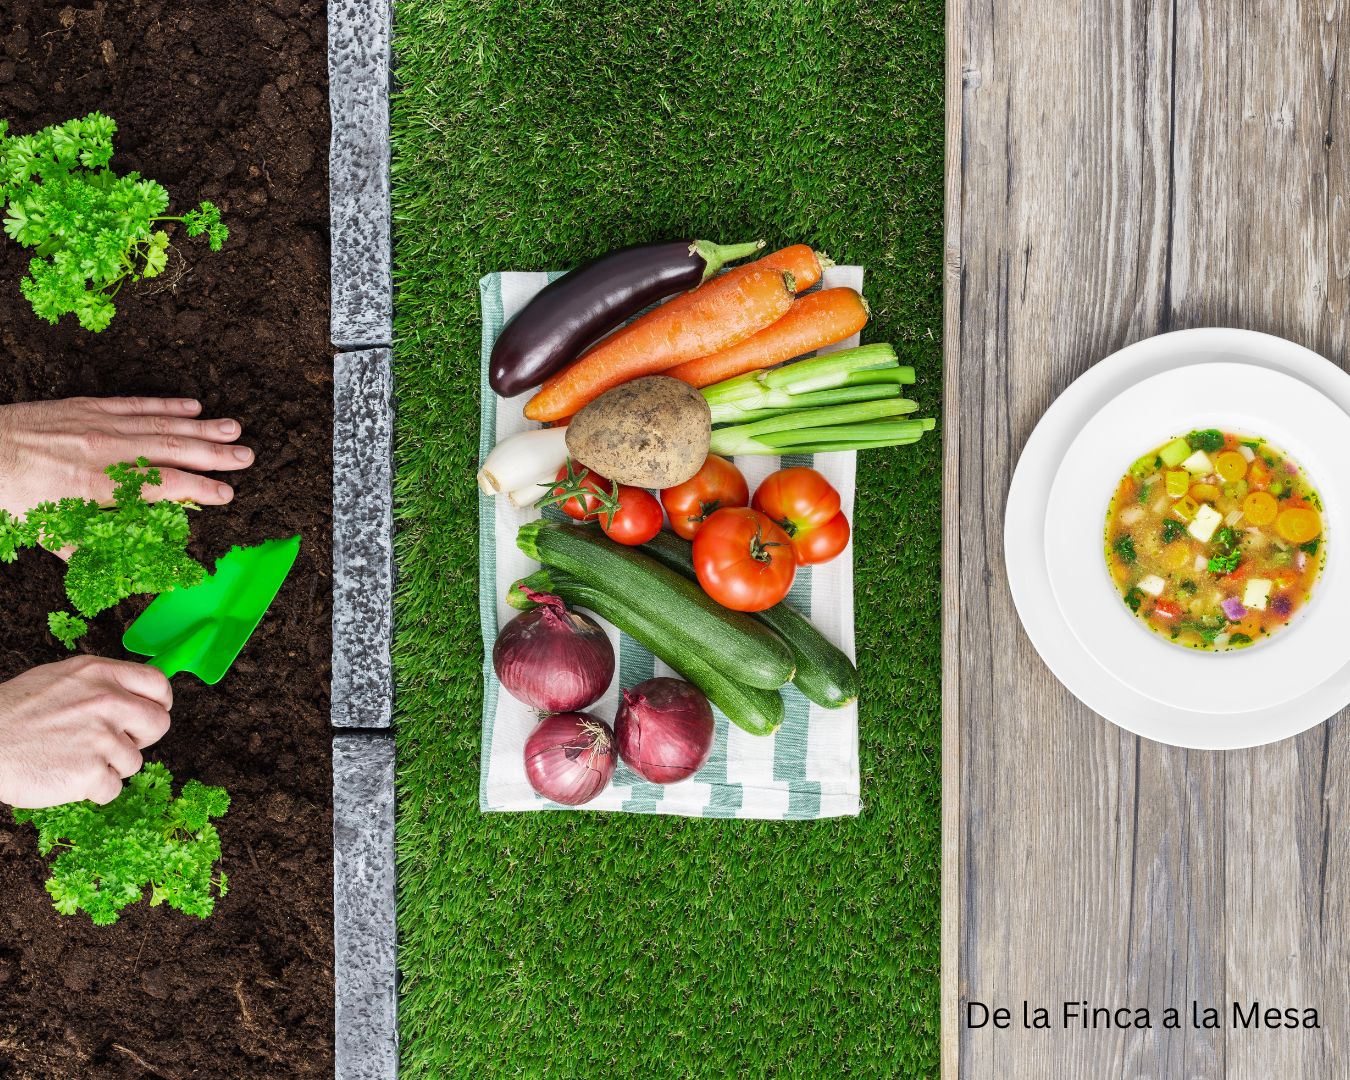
517;520;794;690
509;569;784;736
640;529;859;709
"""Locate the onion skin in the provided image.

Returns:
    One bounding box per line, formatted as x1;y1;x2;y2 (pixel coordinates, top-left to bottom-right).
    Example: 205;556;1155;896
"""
524;712;616;805
493;591;614;712
614;678;714;784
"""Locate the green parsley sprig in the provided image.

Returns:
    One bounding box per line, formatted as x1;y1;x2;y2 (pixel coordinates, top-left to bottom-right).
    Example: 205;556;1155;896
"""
0;458;205;647
0;112;228;331
14;762;230;926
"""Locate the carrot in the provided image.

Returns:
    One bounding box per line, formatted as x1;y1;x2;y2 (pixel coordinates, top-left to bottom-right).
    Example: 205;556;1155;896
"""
739;243;828;292
663;288;869;388
524;268;796;422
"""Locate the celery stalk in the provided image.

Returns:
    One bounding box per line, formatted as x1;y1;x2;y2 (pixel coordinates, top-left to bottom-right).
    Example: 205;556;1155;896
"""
710;409;932;456
845;367;914;387
701;343;900;408
751;419;933;450
707;383;904;426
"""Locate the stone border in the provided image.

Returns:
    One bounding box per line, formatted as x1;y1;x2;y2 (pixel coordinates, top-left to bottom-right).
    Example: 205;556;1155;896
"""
332;347;394;730
333;734;398;1079
329;0;393;348
329;0;398;1074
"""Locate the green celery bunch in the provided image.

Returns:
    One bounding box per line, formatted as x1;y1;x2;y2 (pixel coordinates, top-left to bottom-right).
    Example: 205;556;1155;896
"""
14;762;230;926
0;112;228;331
702;343;936;455
0;458;205;647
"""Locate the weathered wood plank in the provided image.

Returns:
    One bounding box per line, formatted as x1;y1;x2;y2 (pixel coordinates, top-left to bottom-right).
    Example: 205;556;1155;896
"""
946;0;1350;1076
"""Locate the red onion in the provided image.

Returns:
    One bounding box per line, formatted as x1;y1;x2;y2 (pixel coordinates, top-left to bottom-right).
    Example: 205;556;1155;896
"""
494;590;614;712
523;712;616;805
614;678;714;784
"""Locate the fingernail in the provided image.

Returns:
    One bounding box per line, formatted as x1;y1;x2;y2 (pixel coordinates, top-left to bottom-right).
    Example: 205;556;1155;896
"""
217;484;233;501
217;419;239;436
232;446;253;462
180;399;201;414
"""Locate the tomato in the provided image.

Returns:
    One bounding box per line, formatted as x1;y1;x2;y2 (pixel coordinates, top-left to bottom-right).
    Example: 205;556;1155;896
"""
551;461;614;521
750;466;850;566
660;455;750;540
1152;599;1183;621
601;486;663;546
692;507;795;612
791;510;851;565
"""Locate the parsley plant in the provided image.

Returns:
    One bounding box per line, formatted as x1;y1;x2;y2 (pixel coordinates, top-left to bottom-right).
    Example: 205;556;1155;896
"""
0;112;228;331
0;458;204;647
14;762;230;926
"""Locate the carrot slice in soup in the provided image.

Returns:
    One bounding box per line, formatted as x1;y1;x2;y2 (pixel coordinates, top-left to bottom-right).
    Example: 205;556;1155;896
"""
1215;451;1247;482
1242;491;1278;526
1275;507;1321;545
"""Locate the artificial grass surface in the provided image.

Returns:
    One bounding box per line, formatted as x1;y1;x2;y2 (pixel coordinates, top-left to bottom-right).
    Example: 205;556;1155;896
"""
391;2;944;1075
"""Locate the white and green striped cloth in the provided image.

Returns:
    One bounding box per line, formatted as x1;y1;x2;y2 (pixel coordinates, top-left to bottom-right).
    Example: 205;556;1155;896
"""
478;265;863;819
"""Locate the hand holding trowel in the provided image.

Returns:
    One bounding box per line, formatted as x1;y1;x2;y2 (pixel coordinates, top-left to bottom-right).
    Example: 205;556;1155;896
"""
122;536;301;682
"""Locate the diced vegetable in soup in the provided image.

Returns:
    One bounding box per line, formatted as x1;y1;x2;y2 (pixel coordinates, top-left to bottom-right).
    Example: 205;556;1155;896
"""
1105;430;1325;650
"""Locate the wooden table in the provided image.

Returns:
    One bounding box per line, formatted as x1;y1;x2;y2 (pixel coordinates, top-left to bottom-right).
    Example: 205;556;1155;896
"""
942;2;1350;1076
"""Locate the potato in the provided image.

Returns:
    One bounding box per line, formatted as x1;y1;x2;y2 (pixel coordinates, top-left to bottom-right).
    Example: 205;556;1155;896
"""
565;376;711;488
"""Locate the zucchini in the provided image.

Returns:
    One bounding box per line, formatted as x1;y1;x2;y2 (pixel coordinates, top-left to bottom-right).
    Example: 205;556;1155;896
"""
640;529;859;709
509;569;784;736
517;520;794;690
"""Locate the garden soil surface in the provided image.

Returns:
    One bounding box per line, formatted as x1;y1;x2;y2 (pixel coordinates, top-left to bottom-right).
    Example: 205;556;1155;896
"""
0;2;333;1077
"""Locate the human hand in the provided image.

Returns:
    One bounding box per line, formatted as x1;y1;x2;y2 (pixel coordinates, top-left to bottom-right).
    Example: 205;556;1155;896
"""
0;657;172;809
0;396;254;517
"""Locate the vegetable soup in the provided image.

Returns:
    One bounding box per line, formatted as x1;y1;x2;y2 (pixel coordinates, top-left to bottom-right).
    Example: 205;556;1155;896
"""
1104;429;1324;651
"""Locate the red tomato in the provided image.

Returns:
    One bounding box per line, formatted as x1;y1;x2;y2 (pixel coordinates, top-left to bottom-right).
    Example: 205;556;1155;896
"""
791;511;850;565
551;462;614;521
660;456;750;540
601;486;663;546
692;507;796;612
1152;599;1183;621
750;467;850;566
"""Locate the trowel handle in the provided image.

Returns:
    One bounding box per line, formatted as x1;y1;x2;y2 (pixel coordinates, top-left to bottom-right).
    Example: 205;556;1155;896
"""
145;654;183;679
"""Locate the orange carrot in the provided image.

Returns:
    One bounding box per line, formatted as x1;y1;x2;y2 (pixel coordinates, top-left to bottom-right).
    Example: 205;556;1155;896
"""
664;287;868;388
524;268;796;422
737;244;827;292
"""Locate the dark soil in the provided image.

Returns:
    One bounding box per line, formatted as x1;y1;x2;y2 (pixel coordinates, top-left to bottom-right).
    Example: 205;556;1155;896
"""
0;2;333;1077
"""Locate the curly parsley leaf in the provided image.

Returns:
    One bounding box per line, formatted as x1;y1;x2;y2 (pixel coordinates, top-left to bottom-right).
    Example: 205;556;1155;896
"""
13;762;230;926
1;458;204;646
1186;429;1225;453
0;114;228;331
1113;534;1137;565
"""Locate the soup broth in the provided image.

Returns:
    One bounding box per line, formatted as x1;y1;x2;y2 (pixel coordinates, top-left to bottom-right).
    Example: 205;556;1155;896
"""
1104;429;1324;651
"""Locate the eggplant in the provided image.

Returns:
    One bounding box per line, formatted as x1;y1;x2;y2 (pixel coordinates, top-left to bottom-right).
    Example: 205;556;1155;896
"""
489;238;763;398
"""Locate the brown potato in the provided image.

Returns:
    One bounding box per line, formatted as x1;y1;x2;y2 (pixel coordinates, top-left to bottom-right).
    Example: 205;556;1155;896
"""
565;376;712;488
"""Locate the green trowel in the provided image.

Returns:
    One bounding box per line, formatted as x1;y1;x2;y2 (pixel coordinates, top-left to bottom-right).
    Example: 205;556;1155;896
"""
122;536;302;683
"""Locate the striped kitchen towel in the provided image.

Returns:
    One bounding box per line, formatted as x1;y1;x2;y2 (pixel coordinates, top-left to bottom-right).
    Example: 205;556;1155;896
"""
478;264;862;819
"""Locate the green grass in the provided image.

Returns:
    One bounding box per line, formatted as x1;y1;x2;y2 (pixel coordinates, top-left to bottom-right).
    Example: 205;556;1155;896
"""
391;2;945;1075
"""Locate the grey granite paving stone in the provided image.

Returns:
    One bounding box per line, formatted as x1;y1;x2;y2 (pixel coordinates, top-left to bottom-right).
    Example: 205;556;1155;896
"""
333;733;397;1080
329;0;393;347
332;348;393;729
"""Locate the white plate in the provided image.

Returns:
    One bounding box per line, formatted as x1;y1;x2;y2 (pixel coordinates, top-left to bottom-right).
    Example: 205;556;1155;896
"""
1006;328;1350;749
1044;363;1343;715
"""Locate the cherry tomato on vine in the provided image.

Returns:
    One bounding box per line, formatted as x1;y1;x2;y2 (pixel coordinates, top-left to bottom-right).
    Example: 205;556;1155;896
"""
751;466;851;566
692;507;796;612
600;486;663;546
550;461;614;521
660;455;750;540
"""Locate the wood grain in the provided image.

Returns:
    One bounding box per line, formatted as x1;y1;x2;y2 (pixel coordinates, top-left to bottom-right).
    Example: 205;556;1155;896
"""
944;1;1350;1076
